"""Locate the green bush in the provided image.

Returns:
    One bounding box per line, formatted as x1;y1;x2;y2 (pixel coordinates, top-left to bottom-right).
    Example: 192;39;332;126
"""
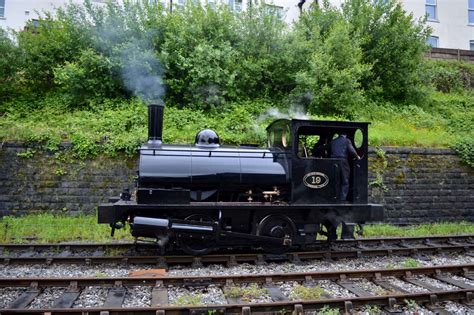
0;0;472;167
16;11;93;94
454;137;474;168
0;29;21;104
294;20;370;116
342;0;430;101
425;60;474;93
54;49;121;108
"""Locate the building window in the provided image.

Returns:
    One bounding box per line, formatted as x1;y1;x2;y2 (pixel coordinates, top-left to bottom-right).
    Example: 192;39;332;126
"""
425;0;437;21
208;0;216;10
229;0;242;12
265;4;284;19
470;40;474;51
428;36;438;48
469;0;474;24
0;0;5;18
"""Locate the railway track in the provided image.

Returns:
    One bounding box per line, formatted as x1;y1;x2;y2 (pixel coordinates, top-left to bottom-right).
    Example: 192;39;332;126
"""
0;264;474;314
1;235;473;267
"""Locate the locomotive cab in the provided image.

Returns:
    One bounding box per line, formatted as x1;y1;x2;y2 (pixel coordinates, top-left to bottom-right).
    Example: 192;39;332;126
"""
266;119;369;205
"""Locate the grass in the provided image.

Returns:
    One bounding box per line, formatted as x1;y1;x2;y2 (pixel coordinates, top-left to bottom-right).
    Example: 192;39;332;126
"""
224;284;268;301
2;91;473;160
363;222;474;238
172;294;203;306
290;284;325;300
0;214;473;244
317;306;339;315
0;213;132;243
399;258;422;268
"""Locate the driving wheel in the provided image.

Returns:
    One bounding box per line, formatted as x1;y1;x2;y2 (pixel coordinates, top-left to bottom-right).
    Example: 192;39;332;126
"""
256;214;296;254
178;214;215;256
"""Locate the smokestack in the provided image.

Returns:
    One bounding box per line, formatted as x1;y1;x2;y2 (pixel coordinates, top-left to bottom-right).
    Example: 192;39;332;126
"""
148;103;164;146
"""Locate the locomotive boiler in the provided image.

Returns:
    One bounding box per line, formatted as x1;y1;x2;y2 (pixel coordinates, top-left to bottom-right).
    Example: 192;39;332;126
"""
98;104;383;255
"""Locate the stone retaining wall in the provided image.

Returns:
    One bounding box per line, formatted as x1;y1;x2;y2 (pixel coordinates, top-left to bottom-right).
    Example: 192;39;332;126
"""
368;147;473;223
0;143;473;223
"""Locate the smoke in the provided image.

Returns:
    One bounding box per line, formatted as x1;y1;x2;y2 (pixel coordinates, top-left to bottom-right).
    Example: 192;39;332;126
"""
157;234;169;247
120;40;165;104
258;103;311;122
91;4;165;105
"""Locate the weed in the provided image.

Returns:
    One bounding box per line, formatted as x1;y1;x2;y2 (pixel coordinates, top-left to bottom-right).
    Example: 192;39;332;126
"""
400;258;421;268
404;299;419;310
94;271;107;278
363;305;381;314
317;305;339;315
224;284;268;301
54;168;68;176
290;284;325;300
105;247;127;257
373;287;389;296
384;263;396;269
369;172;388;192
16;149;36;158
173;294;202;306
375;148;386;161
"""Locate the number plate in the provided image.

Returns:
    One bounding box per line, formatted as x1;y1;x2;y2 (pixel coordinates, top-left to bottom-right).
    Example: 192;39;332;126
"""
303;172;329;189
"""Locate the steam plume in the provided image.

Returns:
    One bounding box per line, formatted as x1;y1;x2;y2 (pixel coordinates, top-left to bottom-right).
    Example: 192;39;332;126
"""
120;40;165;104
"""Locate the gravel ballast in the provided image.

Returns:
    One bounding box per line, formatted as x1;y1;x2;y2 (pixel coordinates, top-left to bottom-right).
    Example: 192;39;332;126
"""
0;253;472;278
0;288;26;308
72;286;108;308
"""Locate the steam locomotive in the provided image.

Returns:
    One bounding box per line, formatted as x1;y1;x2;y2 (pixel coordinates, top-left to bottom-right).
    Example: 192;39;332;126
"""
98;104;383;255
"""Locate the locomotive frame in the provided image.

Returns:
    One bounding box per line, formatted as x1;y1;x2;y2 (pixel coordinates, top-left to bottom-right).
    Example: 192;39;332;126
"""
98;104;383;255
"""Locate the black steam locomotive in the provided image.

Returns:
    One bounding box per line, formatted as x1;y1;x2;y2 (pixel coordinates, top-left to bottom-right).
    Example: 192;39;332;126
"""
98;104;383;255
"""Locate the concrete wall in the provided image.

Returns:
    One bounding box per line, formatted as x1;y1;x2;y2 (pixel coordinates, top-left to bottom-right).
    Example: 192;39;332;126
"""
1;143;473;224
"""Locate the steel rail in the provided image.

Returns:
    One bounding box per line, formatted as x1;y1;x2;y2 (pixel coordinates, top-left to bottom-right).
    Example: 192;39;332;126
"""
1;242;473;267
0;289;474;315
0;264;473;286
0;264;474;314
1;234;472;250
0;291;473;315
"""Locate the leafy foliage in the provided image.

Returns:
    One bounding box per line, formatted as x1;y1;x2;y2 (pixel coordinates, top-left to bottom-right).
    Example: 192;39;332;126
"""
54;49;121;108
0;29;21;104
294;20;371;116
0;0;472;166
425;60;474;93
342;0;430;101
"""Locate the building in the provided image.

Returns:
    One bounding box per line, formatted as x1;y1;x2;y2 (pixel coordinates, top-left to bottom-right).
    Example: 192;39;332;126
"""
0;0;104;31
0;0;473;50
404;0;474;50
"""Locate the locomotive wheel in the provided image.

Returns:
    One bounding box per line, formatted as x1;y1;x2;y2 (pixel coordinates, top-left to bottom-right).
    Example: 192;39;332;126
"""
178;214;215;256
256;215;296;254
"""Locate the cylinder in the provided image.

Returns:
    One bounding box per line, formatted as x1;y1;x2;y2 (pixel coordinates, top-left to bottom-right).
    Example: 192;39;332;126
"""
148;104;164;146
131;216;169;238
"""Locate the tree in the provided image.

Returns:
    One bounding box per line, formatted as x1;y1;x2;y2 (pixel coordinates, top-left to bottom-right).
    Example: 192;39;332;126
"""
342;0;430;101
294;20;370;116
0;29;20;104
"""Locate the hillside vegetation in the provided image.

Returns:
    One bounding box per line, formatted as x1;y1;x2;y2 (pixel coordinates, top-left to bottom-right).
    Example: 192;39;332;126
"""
0;0;472;166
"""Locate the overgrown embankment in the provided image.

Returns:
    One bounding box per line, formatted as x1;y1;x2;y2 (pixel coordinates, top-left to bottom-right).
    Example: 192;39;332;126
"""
0;0;472;166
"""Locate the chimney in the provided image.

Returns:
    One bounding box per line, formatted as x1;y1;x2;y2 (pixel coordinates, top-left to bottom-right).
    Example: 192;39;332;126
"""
147;103;164;146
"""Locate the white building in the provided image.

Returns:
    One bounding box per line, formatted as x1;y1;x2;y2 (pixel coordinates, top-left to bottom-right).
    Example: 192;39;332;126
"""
0;0;473;50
